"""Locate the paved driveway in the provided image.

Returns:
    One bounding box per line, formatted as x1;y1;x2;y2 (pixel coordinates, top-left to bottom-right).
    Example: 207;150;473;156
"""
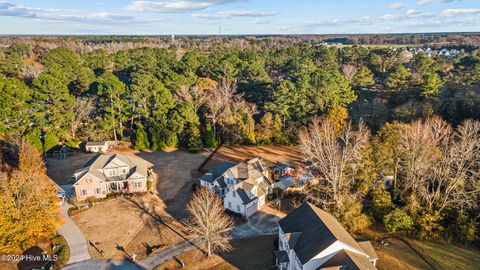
231;205;286;238
58;203;91;264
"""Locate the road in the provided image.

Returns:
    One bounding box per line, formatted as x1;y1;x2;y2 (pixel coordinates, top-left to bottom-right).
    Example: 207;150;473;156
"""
58;203;92;264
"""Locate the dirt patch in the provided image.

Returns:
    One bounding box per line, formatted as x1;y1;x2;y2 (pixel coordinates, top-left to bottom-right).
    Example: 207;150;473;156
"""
216;145;303;167
46;151;97;185
71;195;187;261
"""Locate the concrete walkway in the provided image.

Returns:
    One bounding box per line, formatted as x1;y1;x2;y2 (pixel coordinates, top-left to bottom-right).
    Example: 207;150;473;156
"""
138;239;198;270
58;203;91;264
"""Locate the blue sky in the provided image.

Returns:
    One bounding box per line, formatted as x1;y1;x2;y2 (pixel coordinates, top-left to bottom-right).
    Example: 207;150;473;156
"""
0;0;479;35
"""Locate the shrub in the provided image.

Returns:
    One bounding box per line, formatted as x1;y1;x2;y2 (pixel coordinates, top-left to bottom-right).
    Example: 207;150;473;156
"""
52;235;70;264
146;179;153;191
384;208;414;233
416;211;444;240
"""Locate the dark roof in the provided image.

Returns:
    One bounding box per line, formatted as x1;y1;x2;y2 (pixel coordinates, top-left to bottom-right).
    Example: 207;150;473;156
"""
274;250;289;264
199;162;236;183
237;189;255;204
278;202;364;265
318;250;376;270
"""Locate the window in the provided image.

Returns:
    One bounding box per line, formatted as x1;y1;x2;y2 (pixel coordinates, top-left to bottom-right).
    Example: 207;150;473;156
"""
228;202;232;209
237;205;240;212
233;190;236;197
111;170;116;176
81;189;87;196
134;182;142;188
95;188;101;194
122;168;127;174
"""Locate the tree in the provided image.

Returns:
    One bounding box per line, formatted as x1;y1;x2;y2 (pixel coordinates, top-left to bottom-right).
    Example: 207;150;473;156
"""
134;124;149;150
421;73;444;97
70;97;94;140
203;123;218;148
0;77;31;135
187;125;203;153
384;65;410;89
371;188;394;222
299;119;370;208
352;66;375;88
0;140;63;253
185;188;234;257
42;47;93;95
94;72;129;141
397;117;480;214
310;68;356;114
32;74;75;137
383;208;414;233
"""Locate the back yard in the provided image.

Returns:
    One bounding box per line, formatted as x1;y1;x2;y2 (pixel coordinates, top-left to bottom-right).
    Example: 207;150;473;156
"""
158;235;276;270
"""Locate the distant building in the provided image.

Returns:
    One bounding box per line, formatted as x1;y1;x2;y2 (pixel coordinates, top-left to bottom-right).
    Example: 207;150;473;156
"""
276;202;379;270
85;141;110;153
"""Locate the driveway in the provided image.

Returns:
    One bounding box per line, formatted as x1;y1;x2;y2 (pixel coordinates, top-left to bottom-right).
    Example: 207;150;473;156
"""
58;203;91;264
231;205;286;238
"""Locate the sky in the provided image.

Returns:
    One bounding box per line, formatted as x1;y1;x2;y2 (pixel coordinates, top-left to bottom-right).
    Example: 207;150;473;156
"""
0;0;479;35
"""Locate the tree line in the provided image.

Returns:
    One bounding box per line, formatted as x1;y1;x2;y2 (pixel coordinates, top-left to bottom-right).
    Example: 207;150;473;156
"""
1;42;480;153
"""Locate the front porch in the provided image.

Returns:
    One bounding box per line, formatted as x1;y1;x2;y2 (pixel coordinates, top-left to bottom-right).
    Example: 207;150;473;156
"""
107;181;130;194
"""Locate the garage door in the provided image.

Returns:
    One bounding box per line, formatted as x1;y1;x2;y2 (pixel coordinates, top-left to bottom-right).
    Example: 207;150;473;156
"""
246;203;258;217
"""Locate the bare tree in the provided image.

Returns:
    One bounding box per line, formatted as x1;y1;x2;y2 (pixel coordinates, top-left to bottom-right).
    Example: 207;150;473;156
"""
299;119;370;208
70;97;95;139
397;117;480;213
341;64;358;82
185;188;234;257
174;85;208;113
21;62;44;82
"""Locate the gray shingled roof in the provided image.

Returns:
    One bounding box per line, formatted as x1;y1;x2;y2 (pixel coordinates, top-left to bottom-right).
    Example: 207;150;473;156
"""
318;250;376;270
278;202;365;265
199;162;237;183
75;154;148;183
237;189;255;204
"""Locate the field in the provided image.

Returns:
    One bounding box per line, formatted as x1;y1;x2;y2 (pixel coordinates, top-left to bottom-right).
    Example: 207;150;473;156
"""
158;235;276;270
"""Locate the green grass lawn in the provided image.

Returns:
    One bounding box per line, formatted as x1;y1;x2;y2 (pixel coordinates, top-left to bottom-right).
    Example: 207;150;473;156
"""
215;235;276;270
410;240;480;270
375;237;480;270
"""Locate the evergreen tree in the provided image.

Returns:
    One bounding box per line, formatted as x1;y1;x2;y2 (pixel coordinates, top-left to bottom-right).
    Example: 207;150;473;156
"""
421;73;444;97
32;74;75;138
134;124;149;150
203;123;218;148
187;125;203;153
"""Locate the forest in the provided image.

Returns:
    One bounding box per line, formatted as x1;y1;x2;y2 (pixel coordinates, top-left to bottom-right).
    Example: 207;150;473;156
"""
1;37;480;248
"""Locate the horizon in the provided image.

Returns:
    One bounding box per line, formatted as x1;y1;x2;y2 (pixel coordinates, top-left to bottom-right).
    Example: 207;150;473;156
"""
1;0;479;35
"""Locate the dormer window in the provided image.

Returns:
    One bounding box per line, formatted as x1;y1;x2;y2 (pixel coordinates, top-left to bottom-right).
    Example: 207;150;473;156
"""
122;168;127;174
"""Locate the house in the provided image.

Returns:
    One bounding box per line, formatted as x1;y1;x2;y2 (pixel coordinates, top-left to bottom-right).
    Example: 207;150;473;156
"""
73;154;150;201
272;162;296;180
85;141;110;153
275;202;378;270
199;157;273;216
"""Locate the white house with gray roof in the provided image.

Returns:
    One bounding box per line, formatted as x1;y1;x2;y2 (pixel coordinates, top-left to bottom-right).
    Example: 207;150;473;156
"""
73;154;150;201
199;157;272;217
276;202;378;270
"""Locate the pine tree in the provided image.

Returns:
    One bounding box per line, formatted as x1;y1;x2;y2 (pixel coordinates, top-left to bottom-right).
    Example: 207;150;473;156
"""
187;125;203;153
203;123;218;148
134;124;149;150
